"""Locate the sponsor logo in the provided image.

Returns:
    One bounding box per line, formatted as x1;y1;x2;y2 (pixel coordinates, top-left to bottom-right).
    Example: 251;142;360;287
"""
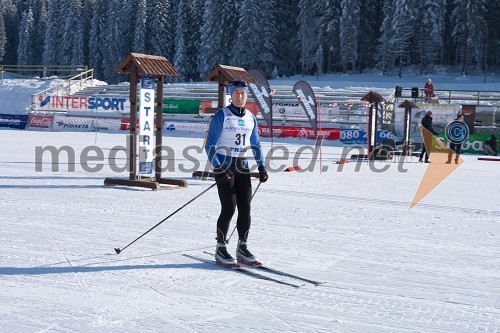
248;83;271;114
0;118;21;124
29;116;53;128
40;96;51;107
230;147;248;153
238;119;245;126
56;121;89;129
294;89;316;120
445;121;469;144
38;95;127;111
166;124;176;131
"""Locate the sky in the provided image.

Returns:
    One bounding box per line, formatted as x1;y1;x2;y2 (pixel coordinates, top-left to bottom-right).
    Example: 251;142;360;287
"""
0;70;499;332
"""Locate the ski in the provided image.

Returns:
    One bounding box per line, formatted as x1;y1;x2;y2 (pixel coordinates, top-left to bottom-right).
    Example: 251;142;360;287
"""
203;251;326;286
183;254;302;288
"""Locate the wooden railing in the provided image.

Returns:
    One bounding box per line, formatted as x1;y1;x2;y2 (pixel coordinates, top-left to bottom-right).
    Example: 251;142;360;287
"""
0;65;88;80
30;69;94;113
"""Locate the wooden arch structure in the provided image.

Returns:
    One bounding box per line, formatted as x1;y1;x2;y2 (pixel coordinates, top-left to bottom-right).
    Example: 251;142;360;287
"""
104;53;188;190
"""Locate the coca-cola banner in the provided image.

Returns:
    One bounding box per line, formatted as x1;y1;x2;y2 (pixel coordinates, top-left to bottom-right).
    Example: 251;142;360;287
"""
52;115;94;132
27;115;54;130
292;81;318;137
248;69;273;135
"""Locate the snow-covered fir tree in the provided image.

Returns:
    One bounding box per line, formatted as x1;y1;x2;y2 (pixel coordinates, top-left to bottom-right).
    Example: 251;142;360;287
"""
1;0;498;81
451;0;488;75
0;6;7;62
297;0;319;75
390;0;417;77
62;0;84;65
146;0;172;59
88;0;107;79
17;7;35;65
339;0;360;72
42;0;64;67
132;0;147;54
416;0;447;73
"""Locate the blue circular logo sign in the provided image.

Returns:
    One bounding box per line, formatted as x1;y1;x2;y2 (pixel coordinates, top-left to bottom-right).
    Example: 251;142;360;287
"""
445;121;469;144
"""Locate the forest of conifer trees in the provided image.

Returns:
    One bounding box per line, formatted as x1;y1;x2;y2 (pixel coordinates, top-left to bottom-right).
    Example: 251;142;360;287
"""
0;0;498;83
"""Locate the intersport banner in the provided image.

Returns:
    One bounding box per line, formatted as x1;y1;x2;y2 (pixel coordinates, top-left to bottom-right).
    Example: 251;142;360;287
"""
292;81;318;137
248;69;273;135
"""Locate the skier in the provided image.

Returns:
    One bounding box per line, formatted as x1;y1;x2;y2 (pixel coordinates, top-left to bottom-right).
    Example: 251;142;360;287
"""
419;111;438;163
446;114;465;164
205;80;268;265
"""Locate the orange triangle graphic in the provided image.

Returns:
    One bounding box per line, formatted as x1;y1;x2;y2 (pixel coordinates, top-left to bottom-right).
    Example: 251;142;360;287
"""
409;126;464;210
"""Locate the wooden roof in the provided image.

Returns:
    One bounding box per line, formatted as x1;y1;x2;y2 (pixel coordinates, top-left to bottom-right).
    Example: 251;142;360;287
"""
398;100;419;109
361;91;385;103
204;64;256;84
115;53;180;77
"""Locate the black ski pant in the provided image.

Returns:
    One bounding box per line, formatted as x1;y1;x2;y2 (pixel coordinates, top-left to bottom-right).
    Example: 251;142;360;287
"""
216;170;252;244
447;142;461;162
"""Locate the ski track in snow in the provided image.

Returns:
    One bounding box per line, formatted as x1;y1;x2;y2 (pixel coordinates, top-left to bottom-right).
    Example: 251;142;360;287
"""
0;130;499;332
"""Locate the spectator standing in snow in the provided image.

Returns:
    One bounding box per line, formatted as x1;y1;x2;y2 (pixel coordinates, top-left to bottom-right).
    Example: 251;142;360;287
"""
205;81;268;266
419;111;438;163
446;114;465;164
484;134;497;156
424;78;435;98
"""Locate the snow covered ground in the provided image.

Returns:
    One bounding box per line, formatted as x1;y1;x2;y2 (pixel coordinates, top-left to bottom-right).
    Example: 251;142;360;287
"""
0;128;499;332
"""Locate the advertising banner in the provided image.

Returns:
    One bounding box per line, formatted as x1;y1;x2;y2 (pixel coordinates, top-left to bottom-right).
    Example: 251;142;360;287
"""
162;99;200;114
395;103;458;143
248;69;273;134
339;129;397;145
35;95;129;113
52;115;93;132
258;126;340;140
27;115;54;130
274;102;340;121
92;118;122;132
292;81;318;136
0;114;29;129
138;77;155;176
437;133;497;155
162;121;209;134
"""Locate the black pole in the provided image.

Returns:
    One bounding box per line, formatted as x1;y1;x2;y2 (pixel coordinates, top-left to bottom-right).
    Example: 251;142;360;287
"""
114;182;217;254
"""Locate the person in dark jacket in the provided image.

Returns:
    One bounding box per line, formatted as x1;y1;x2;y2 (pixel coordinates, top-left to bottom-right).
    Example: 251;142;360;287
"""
205;80;268;266
484;134;497;156
446;114;465;164
419;111;438;163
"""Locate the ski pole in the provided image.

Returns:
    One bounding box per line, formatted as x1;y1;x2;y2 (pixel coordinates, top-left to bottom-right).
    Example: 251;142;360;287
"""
226;181;262;243
114;182;217;254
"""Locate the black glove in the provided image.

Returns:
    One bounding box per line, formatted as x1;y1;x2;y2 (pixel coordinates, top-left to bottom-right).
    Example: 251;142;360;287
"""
213;167;233;184
258;165;268;183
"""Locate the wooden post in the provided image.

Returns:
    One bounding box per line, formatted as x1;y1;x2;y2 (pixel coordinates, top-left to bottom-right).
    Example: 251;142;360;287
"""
155;76;164;181
129;66;138;180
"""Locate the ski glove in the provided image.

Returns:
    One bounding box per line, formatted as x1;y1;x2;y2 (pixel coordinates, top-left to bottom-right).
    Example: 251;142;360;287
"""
214;167;233;184
258;165;268;183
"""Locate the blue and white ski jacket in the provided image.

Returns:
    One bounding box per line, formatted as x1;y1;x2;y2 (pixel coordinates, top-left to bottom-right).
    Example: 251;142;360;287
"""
205;104;265;169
